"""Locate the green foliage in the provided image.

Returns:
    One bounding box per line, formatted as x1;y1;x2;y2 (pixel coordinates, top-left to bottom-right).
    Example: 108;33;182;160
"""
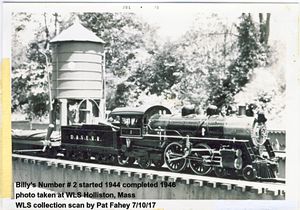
11;13;88;119
127;42;182;95
167;14;239;109
231;13;269;86
206;13;271;108
12;65;50;118
12;12;275;120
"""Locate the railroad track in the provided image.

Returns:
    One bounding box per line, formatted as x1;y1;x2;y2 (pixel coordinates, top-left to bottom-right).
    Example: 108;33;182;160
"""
12;154;286;197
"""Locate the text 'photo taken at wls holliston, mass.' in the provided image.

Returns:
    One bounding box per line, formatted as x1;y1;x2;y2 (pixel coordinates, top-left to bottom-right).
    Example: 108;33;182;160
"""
0;1;300;210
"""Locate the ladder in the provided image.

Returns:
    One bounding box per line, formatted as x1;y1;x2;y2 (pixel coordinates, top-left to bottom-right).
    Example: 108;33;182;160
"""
263;138;276;158
244;142;256;161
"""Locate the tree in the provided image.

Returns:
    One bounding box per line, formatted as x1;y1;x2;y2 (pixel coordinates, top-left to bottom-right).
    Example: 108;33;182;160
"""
259;13;271;44
11;13;32;70
167;14;239;109
208;13;271;107
11;13;75;119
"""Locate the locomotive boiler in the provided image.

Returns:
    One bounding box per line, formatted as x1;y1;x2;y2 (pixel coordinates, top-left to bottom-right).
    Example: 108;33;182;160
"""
148;112;268;146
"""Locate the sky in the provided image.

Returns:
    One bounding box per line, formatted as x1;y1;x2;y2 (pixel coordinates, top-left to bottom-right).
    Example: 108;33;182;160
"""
137;11;290;44
15;11;290;47
4;3;298;60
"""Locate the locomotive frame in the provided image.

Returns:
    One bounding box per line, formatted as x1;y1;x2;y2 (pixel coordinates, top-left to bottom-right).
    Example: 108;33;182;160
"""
13;104;279;182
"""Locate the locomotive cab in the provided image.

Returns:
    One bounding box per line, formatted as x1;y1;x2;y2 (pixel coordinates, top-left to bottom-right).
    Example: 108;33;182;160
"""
109;105;171;137
109;114;144;136
109;105;171;167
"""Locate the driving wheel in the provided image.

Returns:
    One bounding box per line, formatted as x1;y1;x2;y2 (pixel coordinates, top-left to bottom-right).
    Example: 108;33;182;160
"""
189;143;212;175
164;142;187;172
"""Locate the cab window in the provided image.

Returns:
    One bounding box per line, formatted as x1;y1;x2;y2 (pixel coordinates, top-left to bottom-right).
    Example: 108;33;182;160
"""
108;115;121;126
120;116;142;128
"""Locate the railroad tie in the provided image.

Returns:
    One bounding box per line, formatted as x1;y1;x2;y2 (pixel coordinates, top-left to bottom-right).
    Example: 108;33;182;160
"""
194;180;204;187
104;168;112;174
125;171;134;177
147;174;156;180
96;168;103;173
75;165;83;171
222;183;232;191
29;159;36;164
212;182;217;188
59;163;67;168
257;187;264;194
67;164;74;170
137;173;145;179
184;179;190;185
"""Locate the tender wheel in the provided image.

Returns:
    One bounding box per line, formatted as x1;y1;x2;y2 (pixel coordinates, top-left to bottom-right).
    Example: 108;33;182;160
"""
242;165;257;181
137;158;152;169
94;154;105;163
75;151;84;161
69;151;76;160
63;150;73;160
152;158;164;168
82;151;90;161
47;148;58;158
189;143;212;175
214;167;229;178
127;157;135;165
117;154;135;166
164;142;187;172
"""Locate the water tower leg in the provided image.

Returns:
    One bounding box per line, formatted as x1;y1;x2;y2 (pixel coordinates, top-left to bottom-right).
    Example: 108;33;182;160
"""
99;99;106;120
60;99;68;126
52;100;58;130
86;100;92;124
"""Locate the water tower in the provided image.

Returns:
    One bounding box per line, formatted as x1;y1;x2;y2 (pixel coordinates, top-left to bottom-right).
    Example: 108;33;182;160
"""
50;22;106;126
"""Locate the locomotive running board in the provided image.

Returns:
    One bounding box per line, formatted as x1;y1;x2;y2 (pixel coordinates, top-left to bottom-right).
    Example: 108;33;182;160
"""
13;148;46;153
144;134;249;143
167;152;221;164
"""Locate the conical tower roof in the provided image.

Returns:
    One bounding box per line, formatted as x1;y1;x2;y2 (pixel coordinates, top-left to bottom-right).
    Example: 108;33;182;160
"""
50;22;105;44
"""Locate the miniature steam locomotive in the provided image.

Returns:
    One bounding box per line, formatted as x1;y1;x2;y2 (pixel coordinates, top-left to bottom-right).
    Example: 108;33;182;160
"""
12;104;278;181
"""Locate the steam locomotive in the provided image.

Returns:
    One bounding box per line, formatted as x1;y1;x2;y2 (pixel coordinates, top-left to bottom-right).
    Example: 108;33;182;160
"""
12;104;278;181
